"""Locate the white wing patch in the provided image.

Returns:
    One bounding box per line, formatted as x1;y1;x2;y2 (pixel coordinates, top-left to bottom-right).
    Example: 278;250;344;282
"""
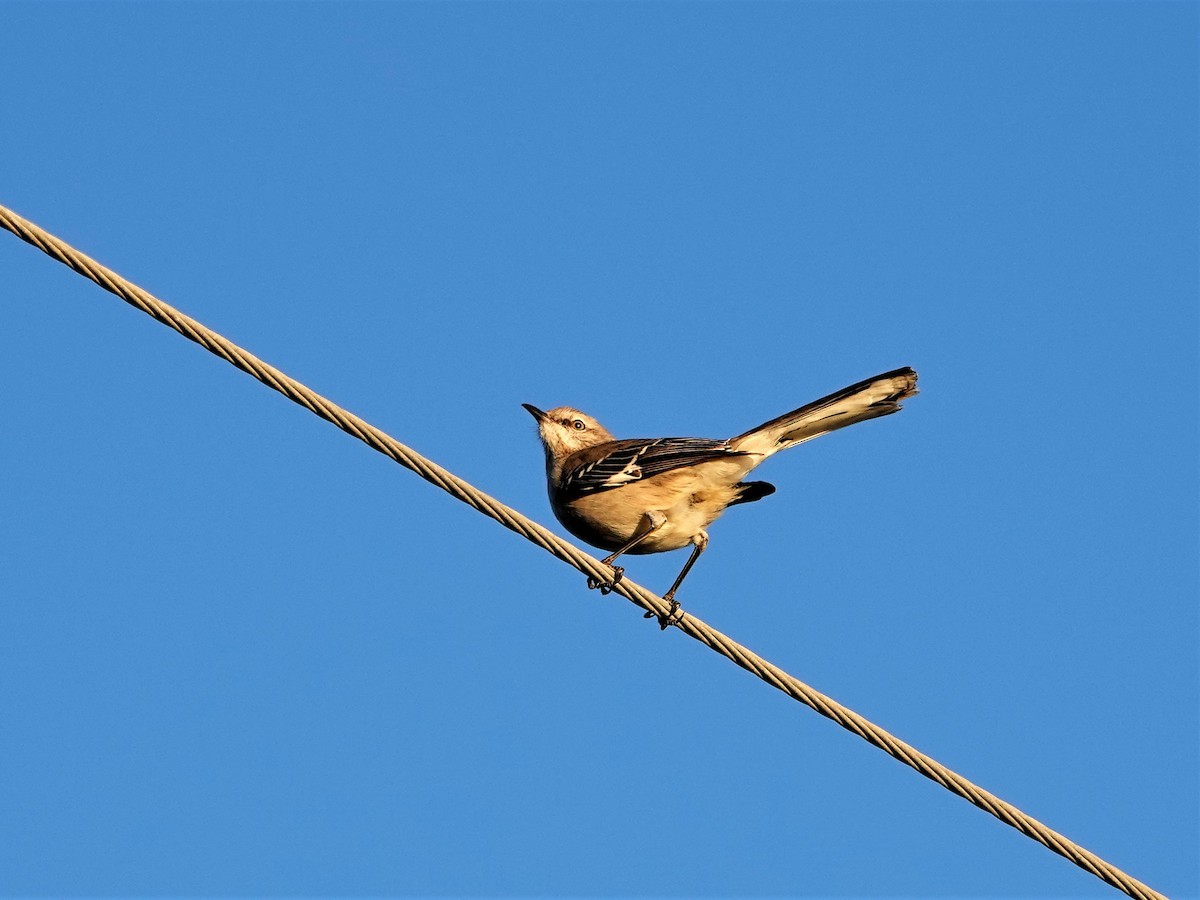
601;461;643;487
595;439;660;487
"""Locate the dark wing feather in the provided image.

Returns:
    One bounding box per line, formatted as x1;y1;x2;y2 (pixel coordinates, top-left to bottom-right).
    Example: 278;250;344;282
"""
560;437;747;497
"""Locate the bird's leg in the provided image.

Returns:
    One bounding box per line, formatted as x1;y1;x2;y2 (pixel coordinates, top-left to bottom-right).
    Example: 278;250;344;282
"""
587;511;667;594
646;531;708;629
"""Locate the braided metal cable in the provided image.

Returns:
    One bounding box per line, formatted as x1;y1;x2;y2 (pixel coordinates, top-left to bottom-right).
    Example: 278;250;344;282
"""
0;202;1166;900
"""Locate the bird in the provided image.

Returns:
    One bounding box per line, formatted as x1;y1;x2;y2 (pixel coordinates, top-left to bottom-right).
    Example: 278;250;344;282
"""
524;366;918;626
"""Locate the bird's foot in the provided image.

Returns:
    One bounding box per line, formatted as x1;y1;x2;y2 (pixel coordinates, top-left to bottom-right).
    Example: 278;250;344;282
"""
643;596;682;630
587;565;624;594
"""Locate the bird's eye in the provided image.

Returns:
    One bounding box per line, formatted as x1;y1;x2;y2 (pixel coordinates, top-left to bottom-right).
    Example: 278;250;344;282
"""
572;419;586;431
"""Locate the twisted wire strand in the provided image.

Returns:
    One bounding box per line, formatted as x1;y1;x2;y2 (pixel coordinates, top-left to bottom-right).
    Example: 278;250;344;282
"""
0;202;1165;900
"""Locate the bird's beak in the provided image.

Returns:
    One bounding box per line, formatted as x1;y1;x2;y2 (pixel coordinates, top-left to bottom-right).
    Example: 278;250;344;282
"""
522;403;548;423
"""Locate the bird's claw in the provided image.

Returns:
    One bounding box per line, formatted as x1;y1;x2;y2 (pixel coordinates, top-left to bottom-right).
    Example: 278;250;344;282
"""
643;597;683;630
587;565;624;594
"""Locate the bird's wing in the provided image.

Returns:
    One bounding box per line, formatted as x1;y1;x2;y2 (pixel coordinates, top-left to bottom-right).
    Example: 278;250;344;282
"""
559;437;749;497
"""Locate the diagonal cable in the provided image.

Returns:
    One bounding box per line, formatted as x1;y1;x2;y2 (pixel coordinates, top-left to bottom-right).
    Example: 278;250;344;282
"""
0;202;1166;900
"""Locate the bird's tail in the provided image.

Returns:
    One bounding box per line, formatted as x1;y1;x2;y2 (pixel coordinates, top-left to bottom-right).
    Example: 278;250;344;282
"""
729;367;918;456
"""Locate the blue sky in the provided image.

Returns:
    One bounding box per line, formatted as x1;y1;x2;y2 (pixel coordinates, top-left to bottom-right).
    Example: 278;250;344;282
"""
1;2;1196;898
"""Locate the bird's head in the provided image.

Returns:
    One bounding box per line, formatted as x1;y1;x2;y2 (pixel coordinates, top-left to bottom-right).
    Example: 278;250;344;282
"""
522;404;616;467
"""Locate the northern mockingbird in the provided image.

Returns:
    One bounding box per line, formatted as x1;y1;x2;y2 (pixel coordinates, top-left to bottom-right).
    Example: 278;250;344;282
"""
524;367;918;626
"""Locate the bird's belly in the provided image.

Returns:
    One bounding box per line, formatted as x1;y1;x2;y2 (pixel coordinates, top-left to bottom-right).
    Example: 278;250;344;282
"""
551;469;742;554
552;492;681;551
627;504;714;554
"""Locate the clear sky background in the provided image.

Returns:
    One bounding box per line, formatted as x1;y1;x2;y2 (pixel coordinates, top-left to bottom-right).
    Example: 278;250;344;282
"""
1;3;1196;898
